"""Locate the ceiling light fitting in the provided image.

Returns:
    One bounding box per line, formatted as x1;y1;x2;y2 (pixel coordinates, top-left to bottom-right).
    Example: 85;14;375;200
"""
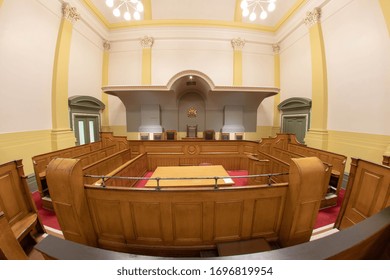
105;0;144;21
240;0;277;21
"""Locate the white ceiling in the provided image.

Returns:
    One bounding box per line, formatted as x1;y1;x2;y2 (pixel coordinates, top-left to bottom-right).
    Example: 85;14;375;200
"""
86;0;303;30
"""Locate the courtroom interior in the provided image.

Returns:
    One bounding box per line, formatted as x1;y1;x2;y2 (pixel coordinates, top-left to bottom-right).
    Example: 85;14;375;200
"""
0;0;389;260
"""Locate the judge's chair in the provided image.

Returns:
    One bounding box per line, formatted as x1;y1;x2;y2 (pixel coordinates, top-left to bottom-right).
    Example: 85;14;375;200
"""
186;125;198;138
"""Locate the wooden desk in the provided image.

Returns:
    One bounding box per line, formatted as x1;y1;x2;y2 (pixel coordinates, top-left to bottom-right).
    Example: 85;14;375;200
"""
145;165;234;187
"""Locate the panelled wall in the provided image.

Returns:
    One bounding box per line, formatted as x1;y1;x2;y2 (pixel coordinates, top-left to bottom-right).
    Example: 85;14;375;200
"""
0;0;389;175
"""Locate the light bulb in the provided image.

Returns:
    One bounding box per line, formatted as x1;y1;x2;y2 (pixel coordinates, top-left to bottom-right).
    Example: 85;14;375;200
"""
113;8;120;17
240;0;248;10
249;12;256;21
136;2;144;12
260;10;268;20
133;11;141;20
105;0;114;8
130;0;138;3
124;11;131;21
242;8;249;17
268;2;276;12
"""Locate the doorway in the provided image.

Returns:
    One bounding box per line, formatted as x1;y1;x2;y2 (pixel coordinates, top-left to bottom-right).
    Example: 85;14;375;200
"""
282;115;308;143
74;115;100;145
278;97;312;144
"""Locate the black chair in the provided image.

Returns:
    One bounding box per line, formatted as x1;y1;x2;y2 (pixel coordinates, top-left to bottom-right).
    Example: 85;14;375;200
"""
203;130;215;140
165;130;177;140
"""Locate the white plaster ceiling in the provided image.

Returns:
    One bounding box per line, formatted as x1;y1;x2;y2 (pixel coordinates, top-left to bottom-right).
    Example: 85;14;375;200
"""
86;0;303;30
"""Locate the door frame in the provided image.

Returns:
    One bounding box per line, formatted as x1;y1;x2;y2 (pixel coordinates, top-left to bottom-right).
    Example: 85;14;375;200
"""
72;113;101;145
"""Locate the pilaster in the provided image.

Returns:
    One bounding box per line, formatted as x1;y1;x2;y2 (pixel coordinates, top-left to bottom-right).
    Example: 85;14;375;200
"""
272;44;281;136
51;2;79;150
231;38;245;86
141;36;154;85
101;41;110;131
304;8;329;149
379;0;390;36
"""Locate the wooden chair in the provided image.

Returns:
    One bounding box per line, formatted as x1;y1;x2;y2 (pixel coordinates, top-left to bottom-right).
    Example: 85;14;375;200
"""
165;130;177;140
186;125;198;138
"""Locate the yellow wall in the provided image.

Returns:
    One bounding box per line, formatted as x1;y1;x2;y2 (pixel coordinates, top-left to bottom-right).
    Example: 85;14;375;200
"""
0;130;52;174
327;130;390;172
379;0;390;36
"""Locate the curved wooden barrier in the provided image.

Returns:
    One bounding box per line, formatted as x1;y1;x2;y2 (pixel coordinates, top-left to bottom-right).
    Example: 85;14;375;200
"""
34;206;390;260
46;156;326;256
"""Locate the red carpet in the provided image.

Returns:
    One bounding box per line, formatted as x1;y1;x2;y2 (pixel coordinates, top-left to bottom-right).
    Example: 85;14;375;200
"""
314;189;345;229
32;191;61;230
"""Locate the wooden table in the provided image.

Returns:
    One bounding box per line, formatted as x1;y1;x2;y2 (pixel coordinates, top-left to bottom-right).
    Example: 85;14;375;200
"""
145;165;234;187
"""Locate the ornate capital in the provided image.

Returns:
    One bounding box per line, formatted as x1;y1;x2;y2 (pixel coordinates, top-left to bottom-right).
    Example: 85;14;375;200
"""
140;36;154;48
231;38;245;50
304;8;321;28
272;44;280;54
62;3;80;24
103;40;111;51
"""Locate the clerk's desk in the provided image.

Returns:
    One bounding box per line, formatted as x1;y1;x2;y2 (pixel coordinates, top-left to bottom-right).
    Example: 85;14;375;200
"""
145;165;235;187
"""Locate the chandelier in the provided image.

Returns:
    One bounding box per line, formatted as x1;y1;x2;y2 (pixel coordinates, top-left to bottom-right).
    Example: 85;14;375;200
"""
240;0;277;21
105;0;144;21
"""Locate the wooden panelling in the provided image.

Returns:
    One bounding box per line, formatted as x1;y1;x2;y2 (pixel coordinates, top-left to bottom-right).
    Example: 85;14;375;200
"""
46;148;326;256
214;201;243;241
252;196;285;237
131;202;163;242
172;203;203;242
0;160;45;256
337;159;390;230
34;206;390;260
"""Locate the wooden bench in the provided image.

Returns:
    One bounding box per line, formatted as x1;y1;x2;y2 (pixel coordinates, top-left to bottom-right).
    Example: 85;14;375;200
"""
94;153;148;188
81;148;132;185
0;211;29;260
32;132;129;210
0;160;45;255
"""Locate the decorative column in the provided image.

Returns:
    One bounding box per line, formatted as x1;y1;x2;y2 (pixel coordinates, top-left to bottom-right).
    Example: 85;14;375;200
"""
303;8;329;149
231;38;245;86
142;0;152;20
51;3;79;150
101;41;110;131
272;44;281;136
379;0;390;36
140;36;154;85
